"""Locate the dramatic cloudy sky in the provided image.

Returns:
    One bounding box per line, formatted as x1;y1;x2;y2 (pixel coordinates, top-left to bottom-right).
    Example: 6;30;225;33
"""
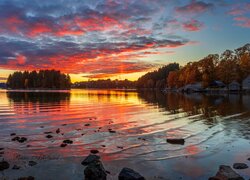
0;0;249;82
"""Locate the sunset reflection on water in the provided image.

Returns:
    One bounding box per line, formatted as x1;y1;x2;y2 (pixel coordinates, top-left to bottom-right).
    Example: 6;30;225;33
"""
0;89;250;179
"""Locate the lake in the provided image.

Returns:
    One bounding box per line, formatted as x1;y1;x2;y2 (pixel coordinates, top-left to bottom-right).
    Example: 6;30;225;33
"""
0;89;250;179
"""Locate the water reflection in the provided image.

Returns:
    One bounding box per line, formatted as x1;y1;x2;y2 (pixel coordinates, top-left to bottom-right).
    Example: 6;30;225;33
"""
0;90;250;179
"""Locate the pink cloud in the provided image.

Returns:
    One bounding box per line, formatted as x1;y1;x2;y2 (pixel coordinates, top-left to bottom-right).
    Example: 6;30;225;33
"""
234;16;250;28
182;20;204;31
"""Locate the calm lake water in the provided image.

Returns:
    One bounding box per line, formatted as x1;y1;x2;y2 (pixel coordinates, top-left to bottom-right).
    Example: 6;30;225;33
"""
0;89;250;179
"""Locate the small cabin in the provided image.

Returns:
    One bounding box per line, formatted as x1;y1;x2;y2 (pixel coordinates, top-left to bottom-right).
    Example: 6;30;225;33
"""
228;81;240;91
242;75;250;91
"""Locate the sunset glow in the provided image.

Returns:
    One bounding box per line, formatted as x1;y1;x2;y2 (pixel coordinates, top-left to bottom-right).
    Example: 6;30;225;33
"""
0;0;250;82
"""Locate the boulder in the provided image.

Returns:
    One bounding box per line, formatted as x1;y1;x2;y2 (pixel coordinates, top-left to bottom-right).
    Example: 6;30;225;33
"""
209;165;244;180
0;160;9;171
118;167;145;180
63;139;73;144
84;160;107;180
81;154;100;166
90;149;99;154
28;161;37;166
233;163;248;169
166;138;185;145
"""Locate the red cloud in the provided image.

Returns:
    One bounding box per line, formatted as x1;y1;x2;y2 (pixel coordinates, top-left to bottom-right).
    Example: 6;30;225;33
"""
182;20;204;31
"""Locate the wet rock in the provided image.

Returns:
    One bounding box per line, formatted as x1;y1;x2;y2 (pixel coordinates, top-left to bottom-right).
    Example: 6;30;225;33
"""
166;138;185;145
40;126;44;128
90;149;99;154
18;137;27;143
62;124;67;126
117;146;124;149
46;135;53;139
108;129;116;133
44;131;52;134
26;145;31;148
233;163;248;169
28;161;37;166
12;165;21;170
12;136;27;143
10;133;16;136
209;165;244;180
18;176;35;180
85;123;90;126
0;148;4;151
248;157;250;161
138;137;146;141
118;167;145;180
56;128;60;134
60;143;67;147
101;145;106;147
81;154;100;166
63;139;73;144
0;160;10;171
84;160;107;180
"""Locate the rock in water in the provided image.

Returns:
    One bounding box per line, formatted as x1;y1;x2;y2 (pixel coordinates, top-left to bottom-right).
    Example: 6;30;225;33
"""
56;128;60;134
28;161;37;166
81;154;100;166
0;160;9;171
118;168;145;180
63;139;73;144
90;149;99;154
233;163;248;169
209;165;244;180
166;138;185;145
84;161;107;180
18;176;35;180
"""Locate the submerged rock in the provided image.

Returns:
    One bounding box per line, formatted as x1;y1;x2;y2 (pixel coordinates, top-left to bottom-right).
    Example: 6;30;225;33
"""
209;165;244;180
44;131;52;134
60;143;67;147
56;128;60;134
18;176;35;180
118;167;145;180
81;154;100;166
0;160;10;171
85;123;90;126
166;138;185;145
10;133;16;136
84;160;107;180
90;149;99;154
12;165;21;170
233;163;248;169
12;136;27;143
46;135;53;139
108;129;116;133
28;161;37;166
63;139;73;144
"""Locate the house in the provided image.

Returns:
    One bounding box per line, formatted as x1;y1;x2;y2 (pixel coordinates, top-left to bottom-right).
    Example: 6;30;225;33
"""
183;82;203;92
242;75;250;91
209;81;226;88
228;81;240;91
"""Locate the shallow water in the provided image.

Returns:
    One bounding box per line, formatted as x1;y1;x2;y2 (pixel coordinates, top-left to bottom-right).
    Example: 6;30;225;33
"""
0;89;250;179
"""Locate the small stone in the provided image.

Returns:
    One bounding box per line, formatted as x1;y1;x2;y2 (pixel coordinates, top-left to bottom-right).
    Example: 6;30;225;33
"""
40;126;44;128
118;167;145;180
233;163;248;169
60;143;67;147
117;146;124;149
0;161;9;171
12;136;20;141
63;139;73;144
85;123;90;126
62;124;67;126
90;149;99;154
101;145;106;147
10;133;16;136
56;128;60;134
12;165;21;170
44;131;52;134
18;176;35;180
166;138;185;145
46;135;53;139
108;129;116;133
209;165;244;180
81;154;100;166
84;161;107;180
28;161;37;166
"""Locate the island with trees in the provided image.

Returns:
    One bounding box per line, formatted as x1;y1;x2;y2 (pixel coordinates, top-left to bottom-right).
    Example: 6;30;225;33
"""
6;70;71;90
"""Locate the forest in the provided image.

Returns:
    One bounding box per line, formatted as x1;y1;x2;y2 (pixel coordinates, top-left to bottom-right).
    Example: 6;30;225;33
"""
167;44;250;88
6;70;71;89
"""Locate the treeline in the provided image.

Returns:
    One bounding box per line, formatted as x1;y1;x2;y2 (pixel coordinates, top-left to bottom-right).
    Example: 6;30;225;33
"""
167;44;250;88
72;79;136;89
7;70;71;89
137;63;179;89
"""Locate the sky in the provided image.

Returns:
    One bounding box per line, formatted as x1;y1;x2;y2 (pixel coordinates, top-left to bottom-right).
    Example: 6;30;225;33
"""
0;0;250;83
